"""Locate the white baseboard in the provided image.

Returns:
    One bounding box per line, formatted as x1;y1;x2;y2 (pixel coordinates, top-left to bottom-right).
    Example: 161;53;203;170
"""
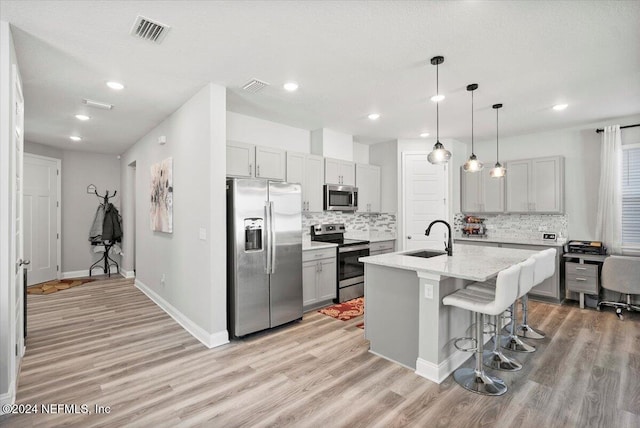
415;335;492;384
62;266;119;279
0;380;16;414
122;269;135;279
416;351;472;384
135;279;229;349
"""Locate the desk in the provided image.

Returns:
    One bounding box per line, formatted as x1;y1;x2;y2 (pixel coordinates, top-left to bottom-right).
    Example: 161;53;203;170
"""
563;253;608;309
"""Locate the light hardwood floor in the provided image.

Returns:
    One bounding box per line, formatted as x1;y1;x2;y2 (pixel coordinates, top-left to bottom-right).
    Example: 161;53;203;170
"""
1;276;638;427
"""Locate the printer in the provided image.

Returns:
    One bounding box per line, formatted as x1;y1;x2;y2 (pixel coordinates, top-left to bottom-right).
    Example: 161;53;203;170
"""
564;240;607;255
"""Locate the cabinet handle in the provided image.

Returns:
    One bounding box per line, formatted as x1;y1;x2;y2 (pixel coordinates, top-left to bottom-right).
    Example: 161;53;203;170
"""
575;267;587;271
249;163;252;175
407;236;412;239
257;165;260;177
319;262;323;272
575;278;587;281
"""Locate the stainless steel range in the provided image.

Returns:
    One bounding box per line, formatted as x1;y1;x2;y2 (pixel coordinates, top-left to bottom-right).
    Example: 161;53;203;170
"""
310;224;369;302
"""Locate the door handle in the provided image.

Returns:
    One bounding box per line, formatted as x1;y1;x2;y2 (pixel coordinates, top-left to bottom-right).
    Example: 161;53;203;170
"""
269;201;276;274
407;236;412;239
19;259;31;266
264;204;271;274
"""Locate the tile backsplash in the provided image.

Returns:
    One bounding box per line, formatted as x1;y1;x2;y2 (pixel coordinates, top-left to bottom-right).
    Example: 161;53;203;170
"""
454;213;568;240
302;212;396;239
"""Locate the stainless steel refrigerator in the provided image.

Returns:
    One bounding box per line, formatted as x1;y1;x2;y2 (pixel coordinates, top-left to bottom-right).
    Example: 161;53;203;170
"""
227;178;303;337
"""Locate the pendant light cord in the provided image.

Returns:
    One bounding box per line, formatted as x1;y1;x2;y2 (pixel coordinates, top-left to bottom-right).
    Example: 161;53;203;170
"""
436;62;439;142
496;107;499;161
471;89;474;154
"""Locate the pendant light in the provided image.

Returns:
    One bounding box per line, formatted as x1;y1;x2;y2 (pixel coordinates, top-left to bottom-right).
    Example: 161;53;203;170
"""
427;56;451;165
463;83;483;172
489;103;506;178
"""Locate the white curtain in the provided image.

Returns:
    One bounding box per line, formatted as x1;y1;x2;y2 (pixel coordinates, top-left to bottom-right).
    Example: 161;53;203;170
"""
595;125;622;254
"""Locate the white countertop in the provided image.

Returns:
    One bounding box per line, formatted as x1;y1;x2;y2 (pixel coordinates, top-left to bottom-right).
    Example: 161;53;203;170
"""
302;241;338;251
454;235;567;247
360;243;539;282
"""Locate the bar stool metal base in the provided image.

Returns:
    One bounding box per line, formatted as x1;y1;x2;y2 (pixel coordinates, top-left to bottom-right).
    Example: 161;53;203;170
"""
453;367;507;396
516;324;545;339
501;335;536;353
483;350;523;371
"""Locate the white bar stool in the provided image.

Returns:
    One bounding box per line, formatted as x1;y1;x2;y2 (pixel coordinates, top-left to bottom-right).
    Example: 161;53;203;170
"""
442;264;521;396
466;257;536;371
516;248;556;340
501;255;538;353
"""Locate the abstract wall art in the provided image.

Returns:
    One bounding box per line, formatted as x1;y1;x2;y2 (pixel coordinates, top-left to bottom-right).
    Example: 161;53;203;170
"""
150;157;173;233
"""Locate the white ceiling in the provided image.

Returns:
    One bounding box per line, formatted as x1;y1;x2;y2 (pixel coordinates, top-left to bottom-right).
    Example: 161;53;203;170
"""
2;1;639;155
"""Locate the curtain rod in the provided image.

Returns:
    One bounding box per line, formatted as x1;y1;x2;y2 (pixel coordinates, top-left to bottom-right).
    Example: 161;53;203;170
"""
595;123;640;133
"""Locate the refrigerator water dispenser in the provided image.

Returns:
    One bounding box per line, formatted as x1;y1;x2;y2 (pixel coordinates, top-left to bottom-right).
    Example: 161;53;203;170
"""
244;218;263;251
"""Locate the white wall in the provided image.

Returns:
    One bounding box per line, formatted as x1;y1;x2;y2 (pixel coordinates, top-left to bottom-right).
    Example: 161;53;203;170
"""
60;150;121;274
227;111;310;153
0;19;19;409
311;128;354;161
472;113;640;240
120;83;228;347
353;142;370;164
24;141;62;159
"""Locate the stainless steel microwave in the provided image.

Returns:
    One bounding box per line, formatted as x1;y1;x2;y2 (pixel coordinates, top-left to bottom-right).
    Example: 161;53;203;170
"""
324;184;358;211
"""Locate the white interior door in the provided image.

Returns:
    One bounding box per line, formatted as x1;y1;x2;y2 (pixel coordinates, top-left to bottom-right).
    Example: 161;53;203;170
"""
13;64;26;359
23;154;59;285
402;152;448;251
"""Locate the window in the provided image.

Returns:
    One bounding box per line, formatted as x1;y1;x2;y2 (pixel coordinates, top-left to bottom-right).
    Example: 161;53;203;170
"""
622;144;640;249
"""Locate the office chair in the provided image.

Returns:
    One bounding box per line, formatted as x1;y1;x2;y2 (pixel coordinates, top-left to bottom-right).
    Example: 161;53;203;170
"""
597;256;640;320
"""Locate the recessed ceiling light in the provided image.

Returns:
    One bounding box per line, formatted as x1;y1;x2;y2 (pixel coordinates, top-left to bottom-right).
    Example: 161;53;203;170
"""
368;113;380;120
553;104;568;111
283;82;299;92
420;132;430;138
75;114;90;121
106;81;125;90
430;94;445;102
69;136;82;142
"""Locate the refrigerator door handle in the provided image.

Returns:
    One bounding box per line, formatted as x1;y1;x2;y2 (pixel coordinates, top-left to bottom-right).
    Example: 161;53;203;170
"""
269;201;276;274
264;203;272;274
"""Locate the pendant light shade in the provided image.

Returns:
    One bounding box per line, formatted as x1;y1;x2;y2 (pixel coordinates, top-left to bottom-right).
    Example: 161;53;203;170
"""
463;83;483;172
489;103;506;178
427;56;451;165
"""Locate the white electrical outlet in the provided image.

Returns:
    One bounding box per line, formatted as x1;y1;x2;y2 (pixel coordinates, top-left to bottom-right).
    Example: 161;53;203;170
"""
161;274;165;285
424;283;433;299
199;228;207;240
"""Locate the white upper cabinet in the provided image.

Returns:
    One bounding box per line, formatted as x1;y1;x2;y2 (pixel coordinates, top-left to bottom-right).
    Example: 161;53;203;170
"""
227;142;286;181
226;141;255;178
255;146;286;181
325;158;355;186
286;152;324;212
356;163;381;213
506;156;564;213
460;167;504;213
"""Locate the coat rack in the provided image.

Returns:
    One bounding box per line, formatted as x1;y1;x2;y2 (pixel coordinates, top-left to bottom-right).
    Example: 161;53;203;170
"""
89;188;120;277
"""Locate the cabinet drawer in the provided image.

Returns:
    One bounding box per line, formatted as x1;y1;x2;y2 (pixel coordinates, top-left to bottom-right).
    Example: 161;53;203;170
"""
566;275;598;294
303;248;336;262
565;262;597;278
370;240;395;253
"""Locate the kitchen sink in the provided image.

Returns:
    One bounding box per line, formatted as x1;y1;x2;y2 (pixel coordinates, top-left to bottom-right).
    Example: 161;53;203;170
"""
403;250;447;258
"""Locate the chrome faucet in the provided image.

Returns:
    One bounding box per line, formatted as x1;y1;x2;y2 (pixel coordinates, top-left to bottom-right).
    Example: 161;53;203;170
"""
425;220;453;256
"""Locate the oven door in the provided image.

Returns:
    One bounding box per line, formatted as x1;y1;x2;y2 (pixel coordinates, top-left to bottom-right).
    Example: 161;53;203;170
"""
338;244;369;288
324;185;357;211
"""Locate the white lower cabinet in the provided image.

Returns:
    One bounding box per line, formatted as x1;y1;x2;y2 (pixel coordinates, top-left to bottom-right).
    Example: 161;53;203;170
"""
369;240;395;256
303;247;337;310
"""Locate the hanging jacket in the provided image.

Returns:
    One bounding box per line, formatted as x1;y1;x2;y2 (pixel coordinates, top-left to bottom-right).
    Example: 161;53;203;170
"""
89;204;105;242
102;203;123;242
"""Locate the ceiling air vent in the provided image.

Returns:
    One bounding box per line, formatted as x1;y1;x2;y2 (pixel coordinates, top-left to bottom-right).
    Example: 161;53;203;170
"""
242;79;270;93
130;15;170;44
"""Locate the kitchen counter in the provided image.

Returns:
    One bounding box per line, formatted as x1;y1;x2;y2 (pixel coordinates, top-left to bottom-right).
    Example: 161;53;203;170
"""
361;243;537;282
454;235;567;247
360;243;538;384
302;241;338;251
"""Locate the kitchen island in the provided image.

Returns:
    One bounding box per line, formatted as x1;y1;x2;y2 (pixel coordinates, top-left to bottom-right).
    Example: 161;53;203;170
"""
359;243;538;384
